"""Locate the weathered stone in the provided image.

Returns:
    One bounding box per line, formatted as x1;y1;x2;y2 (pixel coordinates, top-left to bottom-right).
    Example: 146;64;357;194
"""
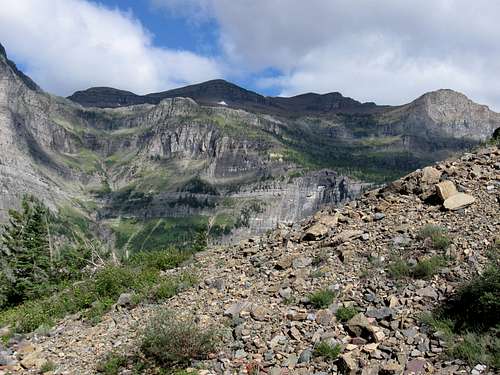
404;359;427;375
380;360;403;375
20;351;45;369
421;167;442;184
276;256;294;269
443;192;475;210
298;349;313;364
315;309;333;326
224;301;251;318
117;293;133;307
366;307;393;320
415;287;438;299
330;230;364;245
303;223;329;240
435;180;458;201
283;353;298;368
338;353;359;375
293;256;312;268
346;313;373;340
250;305;269;321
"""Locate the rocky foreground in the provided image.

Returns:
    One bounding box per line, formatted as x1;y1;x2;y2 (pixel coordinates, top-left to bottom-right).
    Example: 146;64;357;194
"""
1;145;499;374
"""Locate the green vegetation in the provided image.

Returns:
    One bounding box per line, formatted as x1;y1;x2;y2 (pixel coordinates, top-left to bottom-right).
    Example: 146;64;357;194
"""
336;306;358;322
110;216;209;253
387;259;411;279
314;341;342;361
309;288;336;308
0;197;199;333
422;266;500;368
40;360;57;373
96;352;128;375
388;256;446;280
0;250;196;332
141;310;218;366
0;196;91;307
180;177;219;195
418;225;451;250
412;256;447;279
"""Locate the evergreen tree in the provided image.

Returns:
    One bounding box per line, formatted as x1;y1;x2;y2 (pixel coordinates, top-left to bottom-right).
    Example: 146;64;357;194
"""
0;195;52;304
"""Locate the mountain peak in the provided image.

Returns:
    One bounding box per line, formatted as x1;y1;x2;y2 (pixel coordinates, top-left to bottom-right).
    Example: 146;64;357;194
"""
0;42;6;58
0;42;40;92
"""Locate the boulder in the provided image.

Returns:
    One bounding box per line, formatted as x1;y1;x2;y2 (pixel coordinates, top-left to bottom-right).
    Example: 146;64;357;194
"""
117;293;133;307
303;223;329;240
421;167;441;184
435;180;457;201
338;353;359;375
346;313;373;340
330;230;364;245
443;193;475;210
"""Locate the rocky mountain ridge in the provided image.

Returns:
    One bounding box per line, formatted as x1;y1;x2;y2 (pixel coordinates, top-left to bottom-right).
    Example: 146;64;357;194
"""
68;79;383;115
1;41;500;250
2;144;498;374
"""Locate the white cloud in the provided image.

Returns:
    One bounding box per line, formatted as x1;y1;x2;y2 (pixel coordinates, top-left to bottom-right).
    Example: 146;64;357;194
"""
0;0;222;95
156;0;500;110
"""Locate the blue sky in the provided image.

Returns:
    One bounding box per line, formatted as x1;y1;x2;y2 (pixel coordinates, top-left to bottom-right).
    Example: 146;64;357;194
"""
1;0;500;109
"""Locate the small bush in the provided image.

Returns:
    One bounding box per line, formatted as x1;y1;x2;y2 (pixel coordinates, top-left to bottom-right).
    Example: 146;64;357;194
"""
41;360;57;373
309;289;336;309
141;310;217;366
387;259;410;279
412;256;446;279
96;352;127;375
422;266;500;369
388;256;445;280
442;266;500;332
418;225;450;250
336;306;358;322
449;333;485;365
314;341;342;361
129;249;190;271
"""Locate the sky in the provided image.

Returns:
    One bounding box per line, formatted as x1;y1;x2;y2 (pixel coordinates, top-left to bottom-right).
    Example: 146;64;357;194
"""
1;0;500;110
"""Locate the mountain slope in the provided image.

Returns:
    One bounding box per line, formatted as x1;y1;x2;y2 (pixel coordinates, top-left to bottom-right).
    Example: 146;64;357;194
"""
7;145;499;374
1;41;500;252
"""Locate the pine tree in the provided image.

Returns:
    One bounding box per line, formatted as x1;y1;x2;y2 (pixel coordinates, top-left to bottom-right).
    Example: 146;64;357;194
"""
0;195;52;303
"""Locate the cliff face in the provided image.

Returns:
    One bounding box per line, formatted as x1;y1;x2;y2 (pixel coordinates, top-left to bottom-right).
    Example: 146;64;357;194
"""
1;42;499;250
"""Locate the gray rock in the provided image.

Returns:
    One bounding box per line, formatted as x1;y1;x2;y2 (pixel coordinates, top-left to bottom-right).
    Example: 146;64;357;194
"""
366;307;394;320
117;293;133;307
283;353;298;368
374;213;386;221
298;349;313;363
415;287;438;299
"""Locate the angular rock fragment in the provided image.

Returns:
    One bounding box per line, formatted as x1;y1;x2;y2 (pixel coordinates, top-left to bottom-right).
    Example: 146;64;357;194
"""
443;192;475;210
435;180;457;201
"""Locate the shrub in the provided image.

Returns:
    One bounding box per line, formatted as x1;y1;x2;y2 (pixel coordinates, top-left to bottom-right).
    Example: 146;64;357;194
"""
41;360;57;373
129;249;190;271
141;310;217;365
442;266;500;332
96;352;127;375
418;225;450;250
412;256;446;279
387;259;410;279
314;341;342;361
336;306;358;322
309;289;336;308
422;266;500;368
388;256;446;280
